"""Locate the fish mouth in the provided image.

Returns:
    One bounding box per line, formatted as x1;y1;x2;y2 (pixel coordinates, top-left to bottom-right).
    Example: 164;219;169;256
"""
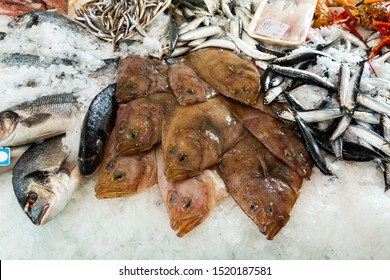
33;204;50;226
116;142;146;156
164;166;199;182
95;182;137;199
171;215;205;237
261;216;289;240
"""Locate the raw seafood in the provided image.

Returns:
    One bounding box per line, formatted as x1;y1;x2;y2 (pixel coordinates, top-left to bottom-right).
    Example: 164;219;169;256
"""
0;1;45;17
95;131;157;199
162;96;247;182
115;55;170;103
12;134;80;225
157;146;227;237
0;93;79;147
168;61;217;105
78;84;117;177
227;100;313;178
218;133;302;240
114;92;177;156
186;48;261;105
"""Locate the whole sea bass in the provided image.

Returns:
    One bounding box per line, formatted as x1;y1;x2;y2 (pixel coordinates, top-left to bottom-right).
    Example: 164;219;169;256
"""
12;134;80;225
0;93;80;147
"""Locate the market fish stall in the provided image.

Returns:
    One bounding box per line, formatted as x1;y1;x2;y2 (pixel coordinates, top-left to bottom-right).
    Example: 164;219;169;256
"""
1;0;390;259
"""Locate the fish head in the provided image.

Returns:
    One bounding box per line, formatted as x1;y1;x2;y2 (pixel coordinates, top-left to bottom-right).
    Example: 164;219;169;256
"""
14;171;56;226
226;76;259;105
174;75;208;102
164;129;203;182
166;178;209;237
117;74;150;100
247;183;293;240
8;13;39;29
78;133;105;177
0;110;19;142
95;157;136;198
115;103;158;155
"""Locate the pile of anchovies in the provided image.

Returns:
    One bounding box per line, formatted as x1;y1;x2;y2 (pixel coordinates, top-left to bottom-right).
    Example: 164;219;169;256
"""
74;0;171;45
74;0;390;190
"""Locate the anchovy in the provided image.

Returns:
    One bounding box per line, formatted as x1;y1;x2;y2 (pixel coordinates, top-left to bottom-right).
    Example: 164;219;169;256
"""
221;0;235;19
170;46;191;57
178;16;210;35
343;64;364;115
78;84;117;177
277;108;343;123
260;67;274;92
381;114;390;142
351;110;381;124
229;16;242;38
179;25;223;41
331;137;343;160
191;39;237;51
264;78;293;105
226;32;277;60
358;94;390;116
187;37;207;47
271;49;333;66
338;63;350;110
290;109;334;176
329;115;352;142
255;44;289;58
268;64;337;92
346;125;390;156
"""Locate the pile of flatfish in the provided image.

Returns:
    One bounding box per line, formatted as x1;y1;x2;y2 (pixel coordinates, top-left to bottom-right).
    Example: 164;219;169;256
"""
78;48;313;239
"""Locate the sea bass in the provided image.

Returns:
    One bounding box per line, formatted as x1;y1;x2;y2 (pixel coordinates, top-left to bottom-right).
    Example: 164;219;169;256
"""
95;131;157;199
114;92;177;156
227;100;313;178
0;93;80;147
157;147;227;237
78;84;117;177
168;61;217;105
115;55;170;103
218;133;303;240
186;48;261;105
162;96;247;182
0;53;75;68
12;134;80;225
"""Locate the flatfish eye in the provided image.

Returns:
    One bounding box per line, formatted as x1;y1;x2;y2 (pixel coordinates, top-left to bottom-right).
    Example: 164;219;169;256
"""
185;88;195;95
118;122;127;134
167;146;176;157
177;153;187;163
112;170;126;181
230;89;239;96
128;130;138;139
176;86;184;92
249;201;259;212
104;159;116;172
169;192;177;206
266;203;274;217
284;149;293;160
182;198;191;211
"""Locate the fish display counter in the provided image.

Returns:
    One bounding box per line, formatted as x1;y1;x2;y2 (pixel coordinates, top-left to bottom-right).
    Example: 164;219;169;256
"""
1;0;390;260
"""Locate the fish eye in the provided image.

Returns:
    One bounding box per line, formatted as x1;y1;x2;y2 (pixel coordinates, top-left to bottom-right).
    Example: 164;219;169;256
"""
249;201;259;212
167;146;176;157
128;130;138;139
176;86;184;92
266;203;274;217
128;82;137;89
28;192;38;204
242;85;249;93
284;149;293;160
177;153;187;163
182;198;191;211
113;171;125;181
169;192;177;206
231;89;239;96
118;122;127;134
104;160;116;172
185;88;195;95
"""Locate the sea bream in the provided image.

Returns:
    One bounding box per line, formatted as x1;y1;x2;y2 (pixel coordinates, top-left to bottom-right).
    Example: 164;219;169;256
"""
95;131;157;199
12;134;80;225
0;93;80;147
157;146;227;237
218;133;303;240
162;96;247;182
114;92;177;156
78;84;117;177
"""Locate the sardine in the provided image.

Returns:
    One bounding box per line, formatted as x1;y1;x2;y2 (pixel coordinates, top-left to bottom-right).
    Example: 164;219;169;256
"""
78;84;117;177
157;147;227;237
218;133;303;240
162;96;247;182
168;61;217;105
186;48;261;105
12;135;80;225
227;100;312;178
95;131;157;199
114;92;177;156
0;93;80;147
115;55;170;103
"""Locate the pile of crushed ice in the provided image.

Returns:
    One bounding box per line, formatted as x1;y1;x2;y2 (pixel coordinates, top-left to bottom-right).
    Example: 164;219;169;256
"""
0;15;390;260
